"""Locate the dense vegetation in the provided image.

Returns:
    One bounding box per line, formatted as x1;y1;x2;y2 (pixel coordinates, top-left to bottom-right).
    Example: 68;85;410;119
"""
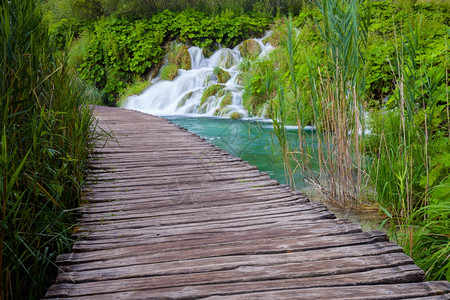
45;0;309;106
0;0;99;298
253;0;449;281
45;0;307;20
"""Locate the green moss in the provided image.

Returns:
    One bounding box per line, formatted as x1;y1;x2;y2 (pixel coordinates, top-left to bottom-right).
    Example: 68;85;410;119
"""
118;79;151;106
214;106;231;116
160;63;178;81
239;39;262;60
230;112;243;119
175;45;191;70
220;93;232;108
161;43;191;80
213;67;231;83
200;84;223;106
217;88;227;98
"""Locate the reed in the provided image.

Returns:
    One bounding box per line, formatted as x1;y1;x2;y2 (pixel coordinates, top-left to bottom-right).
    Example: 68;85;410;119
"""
0;0;98;298
370;20;449;280
272;0;449;280
272;0;371;208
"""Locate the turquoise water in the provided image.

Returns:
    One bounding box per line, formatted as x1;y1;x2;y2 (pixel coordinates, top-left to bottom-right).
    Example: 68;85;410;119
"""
165;116;315;190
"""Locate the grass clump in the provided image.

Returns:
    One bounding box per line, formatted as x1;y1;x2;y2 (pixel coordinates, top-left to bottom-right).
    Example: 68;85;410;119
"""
0;0;98;298
160;63;179;81
118;79;151;106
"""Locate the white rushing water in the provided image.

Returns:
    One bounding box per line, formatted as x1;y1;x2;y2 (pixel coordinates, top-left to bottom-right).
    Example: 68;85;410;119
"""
124;34;273;118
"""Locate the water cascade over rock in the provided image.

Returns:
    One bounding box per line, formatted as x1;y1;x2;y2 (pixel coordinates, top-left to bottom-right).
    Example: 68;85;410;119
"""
124;35;273;118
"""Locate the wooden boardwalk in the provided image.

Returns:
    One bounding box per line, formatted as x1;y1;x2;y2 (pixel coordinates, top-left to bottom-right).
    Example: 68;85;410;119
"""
46;106;450;299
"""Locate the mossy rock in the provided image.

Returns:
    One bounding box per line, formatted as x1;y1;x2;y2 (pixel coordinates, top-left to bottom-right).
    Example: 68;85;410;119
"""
175;46;191;70
213;67;231;83
219;49;238;69
177;91;193;108
239;39;262;60
202;47;214;58
230;112;243;120
200;84;223;106
217;88;227;98
220;93;232;109
160;63;178;81
166;42;191;70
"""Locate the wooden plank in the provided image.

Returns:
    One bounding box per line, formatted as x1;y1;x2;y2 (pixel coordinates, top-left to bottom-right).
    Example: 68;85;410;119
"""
46;265;425;299
57;231;387;264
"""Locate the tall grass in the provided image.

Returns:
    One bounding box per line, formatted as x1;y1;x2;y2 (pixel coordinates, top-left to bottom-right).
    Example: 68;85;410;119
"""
370;21;449;280
273;0;449;280
0;0;98;298
273;0;371;208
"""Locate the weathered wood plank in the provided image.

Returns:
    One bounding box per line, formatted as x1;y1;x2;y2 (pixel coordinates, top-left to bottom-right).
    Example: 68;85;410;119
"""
57;230;387;264
46;265;426;299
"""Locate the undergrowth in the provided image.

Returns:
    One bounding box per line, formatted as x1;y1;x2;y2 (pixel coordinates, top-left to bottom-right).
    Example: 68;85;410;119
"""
0;0;100;298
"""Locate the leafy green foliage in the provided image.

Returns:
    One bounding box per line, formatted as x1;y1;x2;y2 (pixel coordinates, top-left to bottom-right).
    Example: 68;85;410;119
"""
58;10;271;105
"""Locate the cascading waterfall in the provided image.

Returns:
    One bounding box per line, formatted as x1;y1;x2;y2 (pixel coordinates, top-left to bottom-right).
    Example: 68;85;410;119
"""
124;34;273;118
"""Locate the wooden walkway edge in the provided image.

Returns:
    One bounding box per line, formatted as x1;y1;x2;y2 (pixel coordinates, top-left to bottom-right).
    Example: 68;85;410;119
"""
46;106;450;299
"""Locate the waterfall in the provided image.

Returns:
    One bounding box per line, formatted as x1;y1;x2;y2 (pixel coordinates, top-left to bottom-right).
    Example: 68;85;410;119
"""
124;34;273;118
